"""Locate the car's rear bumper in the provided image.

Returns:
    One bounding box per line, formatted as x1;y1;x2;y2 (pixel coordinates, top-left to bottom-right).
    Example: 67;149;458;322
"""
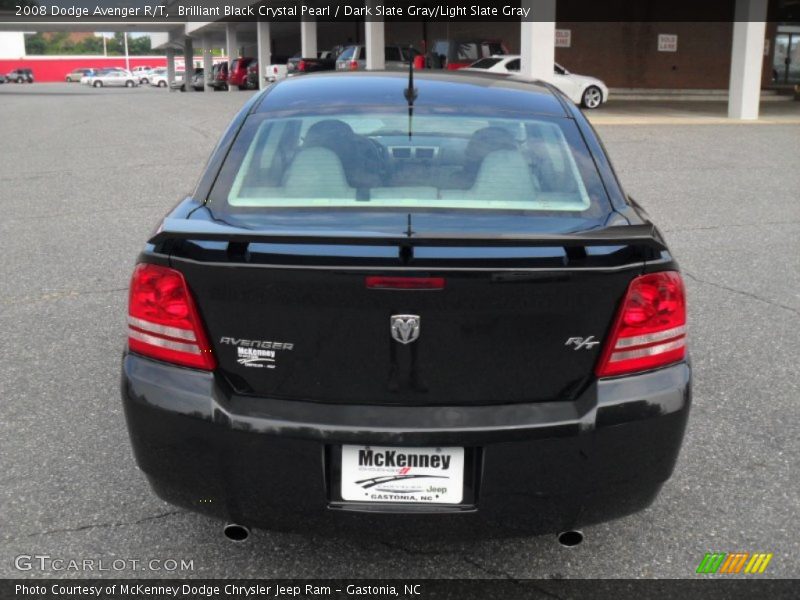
121;353;690;536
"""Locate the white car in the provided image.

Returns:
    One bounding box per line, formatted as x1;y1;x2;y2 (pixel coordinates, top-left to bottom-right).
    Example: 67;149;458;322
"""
90;70;138;88
462;55;608;109
150;69;183;88
265;63;287;83
131;66;154;84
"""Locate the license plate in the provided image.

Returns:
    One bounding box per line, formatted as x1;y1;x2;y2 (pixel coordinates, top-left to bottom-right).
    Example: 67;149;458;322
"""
340;445;464;504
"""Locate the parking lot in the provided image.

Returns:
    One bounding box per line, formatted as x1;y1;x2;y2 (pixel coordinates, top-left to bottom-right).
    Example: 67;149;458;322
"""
1;83;798;579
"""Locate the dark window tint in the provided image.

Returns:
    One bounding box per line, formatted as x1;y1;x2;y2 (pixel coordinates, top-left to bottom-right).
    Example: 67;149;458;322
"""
484;42;506;56
469;58;502;69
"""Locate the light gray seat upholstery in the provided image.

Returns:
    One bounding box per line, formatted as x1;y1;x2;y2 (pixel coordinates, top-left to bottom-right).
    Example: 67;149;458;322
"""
282;147;356;199
440;150;538;202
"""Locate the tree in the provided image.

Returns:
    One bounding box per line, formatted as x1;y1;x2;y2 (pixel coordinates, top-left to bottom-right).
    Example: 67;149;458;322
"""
25;33;46;55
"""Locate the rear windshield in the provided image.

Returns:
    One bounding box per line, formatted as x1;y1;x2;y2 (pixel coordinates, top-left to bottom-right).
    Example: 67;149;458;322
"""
208;110;611;216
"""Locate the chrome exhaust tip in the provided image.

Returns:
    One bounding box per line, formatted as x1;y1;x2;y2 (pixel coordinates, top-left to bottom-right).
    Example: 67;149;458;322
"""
223;523;250;542
557;530;584;547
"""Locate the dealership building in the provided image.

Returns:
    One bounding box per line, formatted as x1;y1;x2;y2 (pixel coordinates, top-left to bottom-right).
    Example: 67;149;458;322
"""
2;0;799;119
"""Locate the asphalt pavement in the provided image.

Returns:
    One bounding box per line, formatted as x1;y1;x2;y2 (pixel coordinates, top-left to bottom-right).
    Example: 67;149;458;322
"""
1;83;798;579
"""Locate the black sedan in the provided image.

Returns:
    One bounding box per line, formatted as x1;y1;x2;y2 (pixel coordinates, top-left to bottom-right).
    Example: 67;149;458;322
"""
121;71;690;538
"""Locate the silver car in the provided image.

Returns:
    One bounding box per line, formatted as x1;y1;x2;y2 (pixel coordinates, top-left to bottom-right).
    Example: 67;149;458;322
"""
335;45;415;71
91;70;138;88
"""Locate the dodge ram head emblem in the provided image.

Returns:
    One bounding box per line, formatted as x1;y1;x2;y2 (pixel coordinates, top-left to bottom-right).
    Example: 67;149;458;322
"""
390;315;420;344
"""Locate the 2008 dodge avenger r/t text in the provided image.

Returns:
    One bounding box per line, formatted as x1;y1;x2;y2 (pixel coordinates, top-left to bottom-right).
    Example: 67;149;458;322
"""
121;70;690;536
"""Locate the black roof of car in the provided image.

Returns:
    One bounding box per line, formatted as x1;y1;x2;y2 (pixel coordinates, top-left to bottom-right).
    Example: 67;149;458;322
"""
256;71;568;118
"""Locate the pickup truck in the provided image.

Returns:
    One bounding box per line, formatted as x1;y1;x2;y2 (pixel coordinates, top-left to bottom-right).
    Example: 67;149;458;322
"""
264;55;291;83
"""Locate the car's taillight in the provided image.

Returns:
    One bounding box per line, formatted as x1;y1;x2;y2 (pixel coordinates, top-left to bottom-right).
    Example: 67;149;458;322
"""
127;264;216;370
298;60;307;71
366;276;445;290
595;271;686;377
349;60;359;70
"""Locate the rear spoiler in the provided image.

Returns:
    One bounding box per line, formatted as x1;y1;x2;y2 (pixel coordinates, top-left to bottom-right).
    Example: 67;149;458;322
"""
149;218;666;252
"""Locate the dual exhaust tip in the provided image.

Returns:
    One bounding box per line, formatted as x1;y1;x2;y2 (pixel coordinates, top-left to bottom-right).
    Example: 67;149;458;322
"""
223;523;583;546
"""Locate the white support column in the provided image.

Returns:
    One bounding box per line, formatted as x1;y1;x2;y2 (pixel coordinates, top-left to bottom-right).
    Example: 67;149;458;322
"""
257;20;272;90
728;0;768;120
202;35;213;91
226;23;238;91
183;37;194;92
166;48;175;92
364;20;385;70
300;20;318;58
519;0;556;82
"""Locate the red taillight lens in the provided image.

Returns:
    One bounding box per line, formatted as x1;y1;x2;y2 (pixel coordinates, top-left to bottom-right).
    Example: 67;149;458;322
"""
595;271;686;377
349;60;359;71
366;276;445;290
127;264;216;370
298;60;307;71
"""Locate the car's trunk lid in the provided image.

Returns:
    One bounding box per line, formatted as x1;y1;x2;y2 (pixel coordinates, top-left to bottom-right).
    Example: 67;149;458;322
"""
154;212;663;406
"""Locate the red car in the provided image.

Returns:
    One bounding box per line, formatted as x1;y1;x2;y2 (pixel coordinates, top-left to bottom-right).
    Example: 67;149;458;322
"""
228;57;256;90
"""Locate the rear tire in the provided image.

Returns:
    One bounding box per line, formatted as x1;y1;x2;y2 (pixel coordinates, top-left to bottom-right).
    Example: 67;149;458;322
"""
158;81;166;88
66;77;72;83
16;77;23;84
581;85;603;109
125;80;134;88
93;80;102;88
141;78;148;85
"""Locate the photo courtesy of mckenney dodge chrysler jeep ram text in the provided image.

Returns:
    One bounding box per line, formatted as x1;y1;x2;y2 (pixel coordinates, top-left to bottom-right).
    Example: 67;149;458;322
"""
120;70;691;537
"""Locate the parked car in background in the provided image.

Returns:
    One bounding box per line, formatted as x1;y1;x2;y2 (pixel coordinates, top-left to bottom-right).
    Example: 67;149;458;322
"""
169;71;187;90
6;68;34;83
91;69;138;88
80;70;100;85
287;48;342;76
244;61;260;89
229;57;256;90
209;62;229;91
462;55;609;109
0;74;6;84
81;68;125;85
335;45;416;71
149;68;171;88
428;39;509;70
66;68;93;82
176;68;204;91
132;66;154;84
